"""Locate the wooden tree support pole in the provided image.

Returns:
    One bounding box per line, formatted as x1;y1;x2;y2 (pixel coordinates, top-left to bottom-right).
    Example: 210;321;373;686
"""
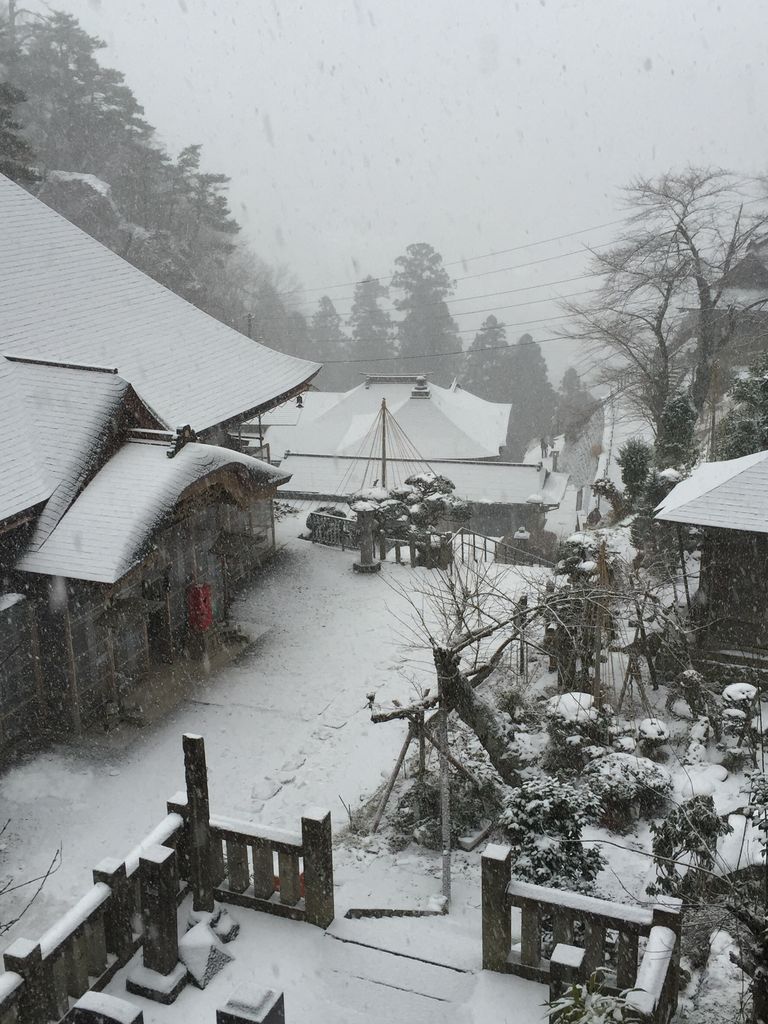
677;525;693;616
371;724;415;833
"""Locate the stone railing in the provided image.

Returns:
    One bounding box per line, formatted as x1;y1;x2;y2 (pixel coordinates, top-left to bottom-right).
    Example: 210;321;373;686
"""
481;844;681;1024
308;511;359;550
0;734;334;1024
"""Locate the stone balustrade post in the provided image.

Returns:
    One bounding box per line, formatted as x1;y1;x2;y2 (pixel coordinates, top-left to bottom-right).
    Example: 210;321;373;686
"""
302;808;335;928
481;843;512;972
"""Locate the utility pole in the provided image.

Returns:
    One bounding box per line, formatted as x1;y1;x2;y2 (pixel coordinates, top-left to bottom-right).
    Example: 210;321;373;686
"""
380;398;387;489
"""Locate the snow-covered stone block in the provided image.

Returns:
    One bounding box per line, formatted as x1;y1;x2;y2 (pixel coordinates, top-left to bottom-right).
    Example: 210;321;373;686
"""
126;962;188;1005
178;921;234;989
72;991;143;1024
187;904;240;943
217;984;285;1024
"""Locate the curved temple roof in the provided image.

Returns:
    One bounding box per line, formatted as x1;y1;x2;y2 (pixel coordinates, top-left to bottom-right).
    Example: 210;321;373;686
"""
0;174;319;432
17;440;289;583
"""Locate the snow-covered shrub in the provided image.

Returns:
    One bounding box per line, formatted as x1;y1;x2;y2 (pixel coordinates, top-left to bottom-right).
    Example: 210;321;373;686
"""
498;777;604;892
543;692;612;773
636;716;670;760
584;753;672;832
394;771;501;850
548;973;626;1024
617;438;653;507
648;794;732;899
665;668;721;737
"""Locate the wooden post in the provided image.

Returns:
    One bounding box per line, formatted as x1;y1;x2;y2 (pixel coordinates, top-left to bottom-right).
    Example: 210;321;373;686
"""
652;903;682;1015
166;793;190;883
302;809;335;928
225;841;250;893
252;847;275;900
616;930;639;989
182;733;214;913
138;846;180;977
277;851;301;906
409;538;416;567
93;859;134;961
3;941;48;1024
481;844;511;971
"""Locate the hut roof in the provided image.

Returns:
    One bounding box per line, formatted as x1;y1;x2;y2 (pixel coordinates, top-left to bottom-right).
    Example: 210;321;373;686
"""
0;173;319;433
0;358;50;523
655;450;768;533
17;440;289;583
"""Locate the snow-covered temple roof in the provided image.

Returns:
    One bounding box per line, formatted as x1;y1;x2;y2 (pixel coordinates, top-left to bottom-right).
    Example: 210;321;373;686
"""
280;452;569;507
0;174;319;433
17;440;290;583
253;376;511;462
655;450;768;533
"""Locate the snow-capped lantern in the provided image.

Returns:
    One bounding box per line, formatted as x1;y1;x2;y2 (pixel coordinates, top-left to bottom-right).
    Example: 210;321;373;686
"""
187;583;213;632
513;526;530;542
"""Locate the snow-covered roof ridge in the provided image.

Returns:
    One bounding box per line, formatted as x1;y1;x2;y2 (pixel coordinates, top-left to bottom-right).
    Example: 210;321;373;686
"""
655;450;768;533
17;441;290;583
0;174;319;432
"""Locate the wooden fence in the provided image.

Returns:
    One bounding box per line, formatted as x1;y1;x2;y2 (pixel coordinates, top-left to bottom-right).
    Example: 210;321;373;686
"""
481;844;681;1024
308;511;359;550
0;735;334;1024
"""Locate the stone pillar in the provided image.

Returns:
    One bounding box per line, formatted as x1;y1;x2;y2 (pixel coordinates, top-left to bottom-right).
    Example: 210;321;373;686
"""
481;843;511;972
3;940;48;1024
549;943;585;1007
93;859;134;962
353;510;381;574
302;808;335;928
183;733;214;913
126;846;187;1004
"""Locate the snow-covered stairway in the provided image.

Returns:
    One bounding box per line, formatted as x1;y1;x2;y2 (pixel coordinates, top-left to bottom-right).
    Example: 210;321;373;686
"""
322;914;546;1023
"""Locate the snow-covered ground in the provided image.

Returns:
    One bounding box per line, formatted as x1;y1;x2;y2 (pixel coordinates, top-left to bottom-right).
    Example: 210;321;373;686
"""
0;522;428;945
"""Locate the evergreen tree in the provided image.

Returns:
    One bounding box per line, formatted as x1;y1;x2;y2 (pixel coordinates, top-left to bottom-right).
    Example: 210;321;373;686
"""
0;82;38;186
617;438;653;506
463;315;509;401
655;395;697;469
504;334;557;460
390;243;460;384
555;367;599;440
348;276;396;380
716;355;768;459
309;296;352;390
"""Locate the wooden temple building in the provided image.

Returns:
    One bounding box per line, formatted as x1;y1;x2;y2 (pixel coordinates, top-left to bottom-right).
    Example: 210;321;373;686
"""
0;174;319;756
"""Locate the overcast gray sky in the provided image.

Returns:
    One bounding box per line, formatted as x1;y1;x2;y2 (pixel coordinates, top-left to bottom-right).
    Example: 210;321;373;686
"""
44;0;768;380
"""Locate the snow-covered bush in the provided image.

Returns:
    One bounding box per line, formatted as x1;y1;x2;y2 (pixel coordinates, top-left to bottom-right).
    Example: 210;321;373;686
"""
548;973;626;1024
584;752;672;831
543;692;612;773
351;473;470;541
665;668;722;738
499;777;604;892
648;794;732;899
636;716;670;760
394;771;501;851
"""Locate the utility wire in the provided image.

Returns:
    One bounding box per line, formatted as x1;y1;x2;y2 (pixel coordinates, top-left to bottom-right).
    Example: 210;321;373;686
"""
280;218;628;296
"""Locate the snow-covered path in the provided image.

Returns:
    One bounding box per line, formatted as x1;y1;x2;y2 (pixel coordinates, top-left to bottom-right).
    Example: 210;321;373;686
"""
0;529;419;947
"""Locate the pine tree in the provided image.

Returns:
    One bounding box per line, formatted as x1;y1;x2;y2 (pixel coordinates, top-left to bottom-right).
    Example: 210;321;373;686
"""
390;243;460;384
655;396;697;469
309;296;352;390
0;82;39;186
348;276;396;381
463;315;509;401
555;367;599;440
504;334;557;460
716;355;768;459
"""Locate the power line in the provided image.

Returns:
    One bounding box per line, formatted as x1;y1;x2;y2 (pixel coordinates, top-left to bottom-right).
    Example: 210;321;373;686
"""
321;330;583;365
286;272;601;316
280;220;623;297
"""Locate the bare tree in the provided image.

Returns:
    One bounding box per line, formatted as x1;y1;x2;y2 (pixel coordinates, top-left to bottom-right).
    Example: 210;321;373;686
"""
564;168;768;435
